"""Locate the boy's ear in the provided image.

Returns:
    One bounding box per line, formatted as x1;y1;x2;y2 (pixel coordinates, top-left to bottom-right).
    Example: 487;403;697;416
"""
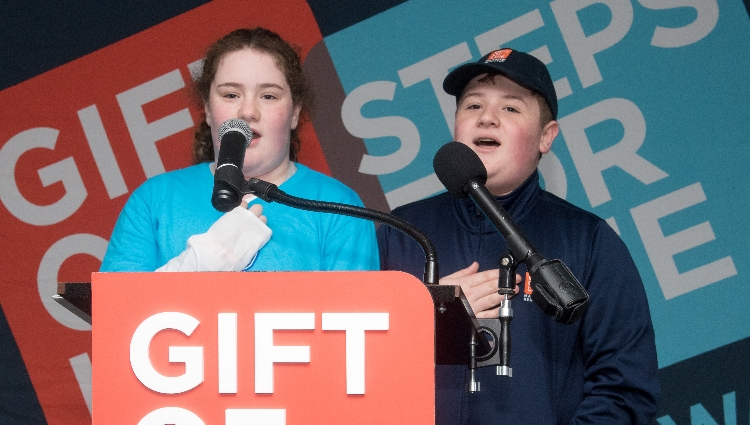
539;120;559;154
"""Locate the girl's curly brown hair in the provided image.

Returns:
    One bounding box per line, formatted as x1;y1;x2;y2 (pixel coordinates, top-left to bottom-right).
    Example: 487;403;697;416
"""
191;27;314;164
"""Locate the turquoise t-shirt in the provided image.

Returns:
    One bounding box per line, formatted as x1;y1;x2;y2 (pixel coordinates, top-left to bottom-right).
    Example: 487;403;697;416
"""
100;163;379;272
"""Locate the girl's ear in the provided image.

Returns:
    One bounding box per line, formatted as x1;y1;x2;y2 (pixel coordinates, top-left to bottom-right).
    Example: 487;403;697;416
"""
204;102;212;127
290;104;302;130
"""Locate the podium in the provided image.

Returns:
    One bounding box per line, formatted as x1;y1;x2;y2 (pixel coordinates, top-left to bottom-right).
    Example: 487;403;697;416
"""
56;271;489;424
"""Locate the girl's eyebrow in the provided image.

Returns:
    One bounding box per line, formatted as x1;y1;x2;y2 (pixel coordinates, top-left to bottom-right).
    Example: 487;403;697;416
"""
216;82;242;89
215;82;287;92
257;82;285;91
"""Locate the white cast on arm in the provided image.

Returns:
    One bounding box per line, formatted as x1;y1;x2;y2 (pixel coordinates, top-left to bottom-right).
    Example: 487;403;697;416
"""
156;206;272;272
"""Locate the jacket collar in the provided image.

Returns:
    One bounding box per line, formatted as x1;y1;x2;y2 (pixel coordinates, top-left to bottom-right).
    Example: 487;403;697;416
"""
452;170;541;233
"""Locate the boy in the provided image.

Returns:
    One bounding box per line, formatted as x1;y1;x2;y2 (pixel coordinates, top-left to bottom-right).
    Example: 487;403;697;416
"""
377;49;660;424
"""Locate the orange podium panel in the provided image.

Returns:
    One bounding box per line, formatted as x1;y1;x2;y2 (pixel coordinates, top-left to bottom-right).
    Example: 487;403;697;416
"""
91;271;435;425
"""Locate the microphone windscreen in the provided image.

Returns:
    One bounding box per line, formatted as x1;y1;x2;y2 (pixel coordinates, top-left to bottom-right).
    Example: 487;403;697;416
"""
218;118;253;142
216;119;252;169
433;142;488;198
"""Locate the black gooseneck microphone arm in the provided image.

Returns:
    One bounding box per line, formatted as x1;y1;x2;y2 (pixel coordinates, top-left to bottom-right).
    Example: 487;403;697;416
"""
216;171;439;285
248;178;439;285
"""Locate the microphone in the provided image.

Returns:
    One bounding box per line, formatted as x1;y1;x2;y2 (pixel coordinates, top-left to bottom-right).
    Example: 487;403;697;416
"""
211;119;253;212
433;142;589;325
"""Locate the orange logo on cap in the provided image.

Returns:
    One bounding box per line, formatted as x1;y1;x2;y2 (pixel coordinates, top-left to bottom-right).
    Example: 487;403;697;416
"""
486;48;513;63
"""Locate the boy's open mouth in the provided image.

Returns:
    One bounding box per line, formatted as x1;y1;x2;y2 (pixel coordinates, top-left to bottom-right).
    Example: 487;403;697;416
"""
474;138;499;147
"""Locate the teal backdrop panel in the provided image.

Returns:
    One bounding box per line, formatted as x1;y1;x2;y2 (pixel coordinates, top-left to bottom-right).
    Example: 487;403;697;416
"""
324;0;750;369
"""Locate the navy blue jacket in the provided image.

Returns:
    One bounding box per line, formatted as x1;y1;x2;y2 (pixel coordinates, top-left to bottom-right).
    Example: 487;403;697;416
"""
377;171;660;424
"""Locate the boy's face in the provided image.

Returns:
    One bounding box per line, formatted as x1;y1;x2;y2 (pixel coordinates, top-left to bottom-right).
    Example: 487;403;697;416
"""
454;73;558;196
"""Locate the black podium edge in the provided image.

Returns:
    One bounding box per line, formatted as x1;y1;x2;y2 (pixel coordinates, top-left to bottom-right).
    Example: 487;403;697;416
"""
55;282;92;325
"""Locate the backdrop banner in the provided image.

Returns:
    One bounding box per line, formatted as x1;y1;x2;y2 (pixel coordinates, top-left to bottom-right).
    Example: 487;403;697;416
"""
1;0;748;424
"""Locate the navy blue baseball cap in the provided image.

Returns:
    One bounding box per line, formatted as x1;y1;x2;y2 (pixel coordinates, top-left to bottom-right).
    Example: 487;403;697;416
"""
443;48;558;120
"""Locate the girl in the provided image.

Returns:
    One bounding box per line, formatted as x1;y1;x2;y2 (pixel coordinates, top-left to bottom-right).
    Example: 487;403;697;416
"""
101;28;378;272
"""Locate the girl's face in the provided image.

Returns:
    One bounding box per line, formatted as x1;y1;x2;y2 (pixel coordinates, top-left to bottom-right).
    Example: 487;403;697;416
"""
204;48;301;184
